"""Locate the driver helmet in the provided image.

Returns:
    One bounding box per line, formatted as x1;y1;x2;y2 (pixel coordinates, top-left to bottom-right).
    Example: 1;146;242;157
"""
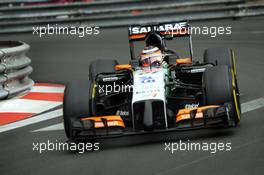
140;46;163;67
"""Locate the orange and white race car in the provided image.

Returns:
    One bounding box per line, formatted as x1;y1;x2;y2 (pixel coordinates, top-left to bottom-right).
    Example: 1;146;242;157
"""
63;21;241;141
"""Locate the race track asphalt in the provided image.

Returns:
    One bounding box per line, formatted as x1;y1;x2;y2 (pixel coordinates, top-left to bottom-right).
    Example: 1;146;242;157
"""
0;16;264;175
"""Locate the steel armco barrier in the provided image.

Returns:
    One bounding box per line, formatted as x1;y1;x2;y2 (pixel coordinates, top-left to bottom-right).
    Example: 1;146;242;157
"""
0;41;33;99
1;0;264;33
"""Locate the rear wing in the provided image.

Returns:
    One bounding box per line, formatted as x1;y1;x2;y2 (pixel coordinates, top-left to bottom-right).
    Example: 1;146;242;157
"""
128;21;193;60
128;21;190;41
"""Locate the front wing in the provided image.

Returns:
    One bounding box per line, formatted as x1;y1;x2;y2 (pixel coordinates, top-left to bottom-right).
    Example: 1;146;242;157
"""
69;104;234;141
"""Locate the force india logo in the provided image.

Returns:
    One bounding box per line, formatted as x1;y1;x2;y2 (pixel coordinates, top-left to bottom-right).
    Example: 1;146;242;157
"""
129;22;188;35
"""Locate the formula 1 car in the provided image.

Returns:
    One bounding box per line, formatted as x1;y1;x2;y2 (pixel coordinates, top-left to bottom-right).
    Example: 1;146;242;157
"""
63;21;241;141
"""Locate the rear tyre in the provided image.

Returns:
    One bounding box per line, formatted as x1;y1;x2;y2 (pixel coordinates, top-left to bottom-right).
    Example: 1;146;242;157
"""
89;59;118;81
63;80;92;139
203;66;241;126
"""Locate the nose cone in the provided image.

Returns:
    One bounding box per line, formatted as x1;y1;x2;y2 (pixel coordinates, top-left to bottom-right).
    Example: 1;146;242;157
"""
143;101;154;131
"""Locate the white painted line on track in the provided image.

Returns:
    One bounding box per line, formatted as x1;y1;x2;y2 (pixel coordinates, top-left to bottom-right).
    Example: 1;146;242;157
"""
32;97;264;132
33;123;64;132
241;97;264;114
30;86;65;93
0;99;62;113
0;109;62;133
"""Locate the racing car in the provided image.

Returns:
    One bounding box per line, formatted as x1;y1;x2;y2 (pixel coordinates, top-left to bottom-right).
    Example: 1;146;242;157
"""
63;21;241;141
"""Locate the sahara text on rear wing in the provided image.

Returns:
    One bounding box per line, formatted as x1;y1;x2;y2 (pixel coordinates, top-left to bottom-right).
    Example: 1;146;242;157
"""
128;21;190;41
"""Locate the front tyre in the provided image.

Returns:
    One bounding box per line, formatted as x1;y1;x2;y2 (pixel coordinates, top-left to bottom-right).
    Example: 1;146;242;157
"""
63;80;92;140
203;66;241;126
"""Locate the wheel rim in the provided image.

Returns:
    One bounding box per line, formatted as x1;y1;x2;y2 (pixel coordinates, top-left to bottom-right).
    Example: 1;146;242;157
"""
231;69;241;122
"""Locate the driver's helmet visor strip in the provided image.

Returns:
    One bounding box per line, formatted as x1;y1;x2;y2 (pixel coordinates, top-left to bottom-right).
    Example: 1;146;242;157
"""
141;50;163;66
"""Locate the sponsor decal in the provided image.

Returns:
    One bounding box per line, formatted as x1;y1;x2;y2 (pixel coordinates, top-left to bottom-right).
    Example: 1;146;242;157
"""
185;103;199;109
190;68;206;73
135;88;160;95
102;77;118;82
140;76;156;84
135;89;160;98
129;22;188;35
116;110;129;116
